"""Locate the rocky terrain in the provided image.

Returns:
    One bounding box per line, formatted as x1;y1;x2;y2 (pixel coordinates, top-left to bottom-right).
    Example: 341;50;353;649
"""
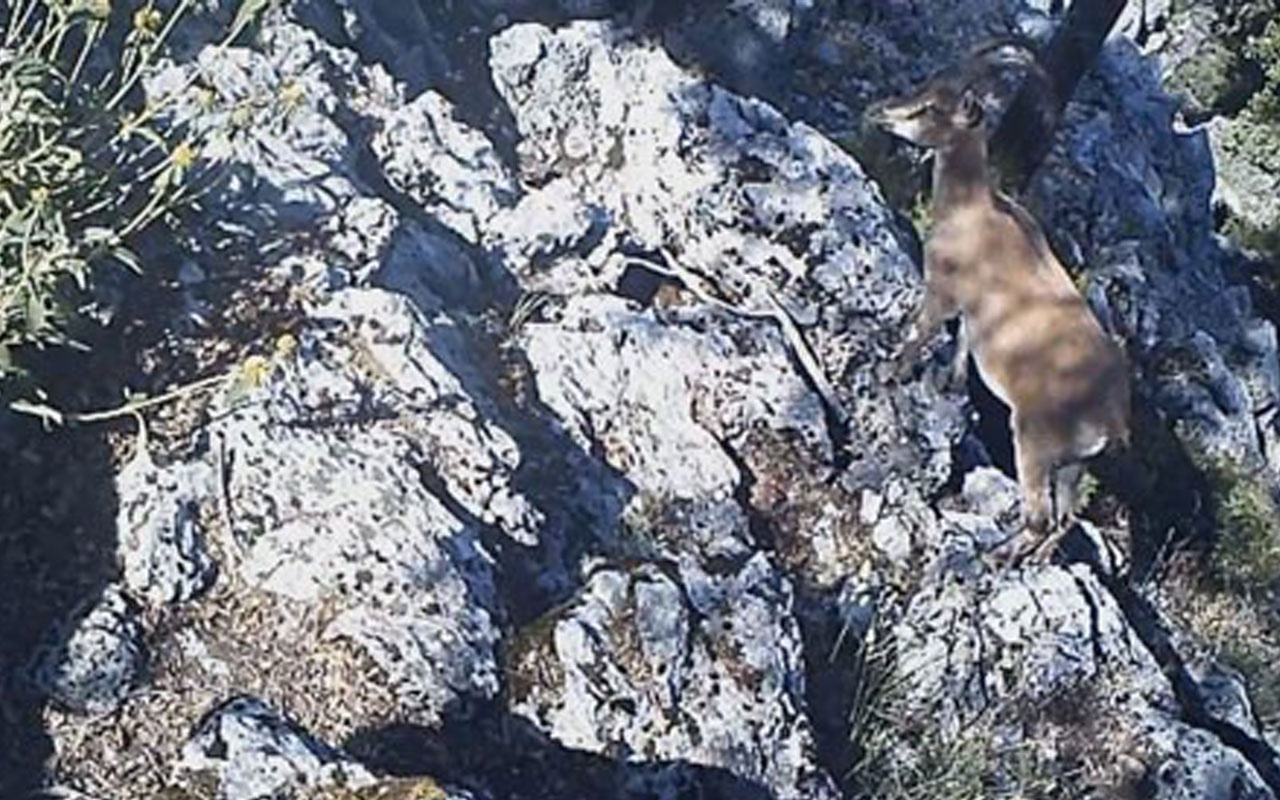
1;1;1278;798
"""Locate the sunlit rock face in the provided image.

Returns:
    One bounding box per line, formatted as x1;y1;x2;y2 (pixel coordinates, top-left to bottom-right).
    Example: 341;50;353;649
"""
11;1;1279;799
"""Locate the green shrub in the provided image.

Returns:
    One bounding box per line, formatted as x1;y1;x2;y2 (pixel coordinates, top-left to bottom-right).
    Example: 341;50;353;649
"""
0;0;214;380
1247;16;1280;121
846;621;990;800
1204;458;1280;598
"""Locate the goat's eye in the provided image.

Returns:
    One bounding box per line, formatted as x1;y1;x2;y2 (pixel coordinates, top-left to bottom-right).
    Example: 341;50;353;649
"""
907;105;930;119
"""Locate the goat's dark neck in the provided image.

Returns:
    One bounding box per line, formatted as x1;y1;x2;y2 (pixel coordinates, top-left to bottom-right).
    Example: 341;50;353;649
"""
931;130;992;217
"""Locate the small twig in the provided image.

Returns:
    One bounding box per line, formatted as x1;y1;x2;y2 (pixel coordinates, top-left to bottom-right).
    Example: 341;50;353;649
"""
214;429;241;556
32;785;113;800
622;249;852;425
10;372;229;427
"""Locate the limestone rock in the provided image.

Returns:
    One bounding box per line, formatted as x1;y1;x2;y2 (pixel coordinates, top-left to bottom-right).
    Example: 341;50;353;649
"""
177;696;374;800
31;586;145;716
116;450;217;606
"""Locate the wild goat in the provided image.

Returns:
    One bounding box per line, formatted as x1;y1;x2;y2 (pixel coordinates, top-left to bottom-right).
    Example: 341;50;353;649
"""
866;43;1130;562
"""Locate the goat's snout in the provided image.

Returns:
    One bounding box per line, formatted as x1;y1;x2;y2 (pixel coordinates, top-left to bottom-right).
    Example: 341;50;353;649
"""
862;99;891;130
860;101;890;134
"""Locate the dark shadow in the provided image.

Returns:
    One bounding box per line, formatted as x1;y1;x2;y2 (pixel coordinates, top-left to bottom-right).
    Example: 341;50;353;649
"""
792;586;861;794
964;354;1016;477
289;0;856;176
305;82;639;628
345;698;777;800
1088;395;1216;584
0;362;125;795
0;140;313;798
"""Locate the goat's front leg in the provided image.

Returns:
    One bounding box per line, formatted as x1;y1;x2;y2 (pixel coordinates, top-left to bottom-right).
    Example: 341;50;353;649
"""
939;316;971;391
895;273;958;381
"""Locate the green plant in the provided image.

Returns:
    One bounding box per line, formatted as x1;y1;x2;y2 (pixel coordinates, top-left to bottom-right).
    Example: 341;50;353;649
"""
845;616;902;794
1218;623;1280;728
906;191;932;237
0;0;200;374
1165;582;1280;730
1204;457;1280;598
0;0;275;383
1157;453;1280;738
844;614;993;800
1247;16;1280;121
864;728;989;800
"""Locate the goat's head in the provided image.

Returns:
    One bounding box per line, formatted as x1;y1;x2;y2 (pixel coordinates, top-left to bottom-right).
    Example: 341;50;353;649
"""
864;40;1040;149
864;81;984;148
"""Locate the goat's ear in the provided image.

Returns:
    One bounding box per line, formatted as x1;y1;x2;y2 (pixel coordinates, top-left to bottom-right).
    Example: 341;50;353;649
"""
955;90;984;128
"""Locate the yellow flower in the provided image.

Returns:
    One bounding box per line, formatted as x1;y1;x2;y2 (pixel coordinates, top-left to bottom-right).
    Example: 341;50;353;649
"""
170;141;198;170
278;79;306;112
240;355;272;388
274;332;298;359
229;103;255;129
193;86;218;113
133;6;162;35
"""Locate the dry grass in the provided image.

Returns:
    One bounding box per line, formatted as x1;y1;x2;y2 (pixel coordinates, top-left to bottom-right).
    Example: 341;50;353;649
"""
45;538;403;798
1164;583;1280;730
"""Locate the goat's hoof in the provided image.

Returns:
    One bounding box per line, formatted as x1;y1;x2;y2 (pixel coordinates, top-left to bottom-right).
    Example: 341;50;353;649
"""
1028;528;1071;564
892;348;921;383
985;531;1042;569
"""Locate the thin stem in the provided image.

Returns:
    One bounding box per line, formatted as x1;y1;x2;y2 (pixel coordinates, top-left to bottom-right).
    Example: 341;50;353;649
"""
5;0;37;50
67;19;105;86
32;7;69;60
11;371;231;426
105;0;196;112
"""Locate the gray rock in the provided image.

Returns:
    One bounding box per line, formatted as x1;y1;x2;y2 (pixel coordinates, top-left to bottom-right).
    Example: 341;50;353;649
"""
1145;726;1276;800
176;696;374;800
1115;0;1176;49
521;296;821;513
895;565;1275;799
899;565;1156;712
116;449;217;605
208;288;520;718
959;466;1022;522
509;554;840;800
1194;661;1267;740
489;19;965;499
371;89;518;244
31;585;145;715
1208;111;1280;243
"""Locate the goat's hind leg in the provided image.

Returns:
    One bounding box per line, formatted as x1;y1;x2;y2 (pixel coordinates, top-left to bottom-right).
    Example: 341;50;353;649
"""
989;420;1055;566
1028;462;1084;563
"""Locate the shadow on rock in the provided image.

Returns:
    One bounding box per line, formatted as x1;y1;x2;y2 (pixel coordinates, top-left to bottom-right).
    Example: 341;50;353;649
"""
0;211;212;795
0;405;121;795
293;0;833;173
345;699;777;800
293;0;611;167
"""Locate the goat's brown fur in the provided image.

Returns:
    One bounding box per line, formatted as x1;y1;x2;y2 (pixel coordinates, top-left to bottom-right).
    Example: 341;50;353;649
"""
867;45;1130;561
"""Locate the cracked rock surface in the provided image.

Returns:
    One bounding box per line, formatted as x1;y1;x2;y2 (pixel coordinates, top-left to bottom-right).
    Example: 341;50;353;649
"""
4;1;1279;799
